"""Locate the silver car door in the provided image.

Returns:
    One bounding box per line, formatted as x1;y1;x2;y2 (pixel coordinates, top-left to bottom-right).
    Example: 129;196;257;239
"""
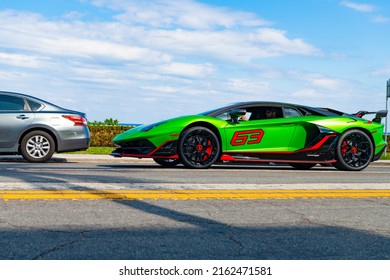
0;95;34;149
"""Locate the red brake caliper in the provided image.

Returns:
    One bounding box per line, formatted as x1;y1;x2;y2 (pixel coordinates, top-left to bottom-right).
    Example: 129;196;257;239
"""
342;141;347;155
203;140;213;161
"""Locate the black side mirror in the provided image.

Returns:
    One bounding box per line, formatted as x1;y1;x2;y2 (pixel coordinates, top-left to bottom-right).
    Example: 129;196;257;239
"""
229;109;247;124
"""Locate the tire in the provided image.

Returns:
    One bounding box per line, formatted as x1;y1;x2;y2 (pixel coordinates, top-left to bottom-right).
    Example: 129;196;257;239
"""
333;129;373;171
289;163;316;170
178;126;220;169
20;131;55;162
153;158;180;167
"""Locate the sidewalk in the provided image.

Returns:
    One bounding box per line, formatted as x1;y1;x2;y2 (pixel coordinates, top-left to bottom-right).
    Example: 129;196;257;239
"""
1;154;389;165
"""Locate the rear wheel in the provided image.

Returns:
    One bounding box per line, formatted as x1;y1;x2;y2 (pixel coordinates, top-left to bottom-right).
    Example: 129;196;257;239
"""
333;129;373;171
20;131;55;162
178;126;220;169
153;158;180;167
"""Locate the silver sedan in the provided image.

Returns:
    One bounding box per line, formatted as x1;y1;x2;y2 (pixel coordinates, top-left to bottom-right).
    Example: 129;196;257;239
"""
0;91;90;162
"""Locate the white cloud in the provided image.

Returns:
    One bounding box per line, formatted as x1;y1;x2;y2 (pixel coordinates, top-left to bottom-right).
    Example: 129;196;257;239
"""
290;72;346;90
0;3;322;113
0;52;49;68
228;79;270;95
340;2;389;25
0;1;341;123
286;71;358;105
92;0;271;29
340;1;376;13
371;15;390;23
292;89;323;99
311;78;343;90
157;62;214;78
0;6;319;69
253;28;321;57
140;86;179;93
371;63;390;77
0;11;171;65
140;28;321;64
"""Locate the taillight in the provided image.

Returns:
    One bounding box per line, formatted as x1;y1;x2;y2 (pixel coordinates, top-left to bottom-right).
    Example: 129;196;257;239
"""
62;115;87;126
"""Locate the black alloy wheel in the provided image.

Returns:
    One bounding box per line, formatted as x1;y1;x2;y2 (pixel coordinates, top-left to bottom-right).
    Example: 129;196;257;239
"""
178;126;220;169
333;129;373;171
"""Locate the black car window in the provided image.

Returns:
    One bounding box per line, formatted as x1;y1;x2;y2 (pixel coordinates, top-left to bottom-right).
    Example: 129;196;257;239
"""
215;106;284;121
248;106;283;120
28;100;43;111
0;95;26;111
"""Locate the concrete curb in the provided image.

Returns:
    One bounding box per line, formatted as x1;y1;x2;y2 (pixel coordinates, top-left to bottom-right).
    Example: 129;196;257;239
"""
54;154;155;163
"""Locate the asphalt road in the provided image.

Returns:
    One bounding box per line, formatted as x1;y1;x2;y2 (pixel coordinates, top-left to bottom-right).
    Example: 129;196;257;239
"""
0;155;390;260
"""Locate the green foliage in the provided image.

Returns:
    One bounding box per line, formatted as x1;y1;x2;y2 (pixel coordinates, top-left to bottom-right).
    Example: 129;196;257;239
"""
88;118;120;126
88;119;133;147
381;153;390;160
66;146;114;154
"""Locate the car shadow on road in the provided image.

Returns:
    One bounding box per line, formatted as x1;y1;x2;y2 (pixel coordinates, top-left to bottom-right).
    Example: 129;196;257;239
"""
0;166;389;260
1;196;390;259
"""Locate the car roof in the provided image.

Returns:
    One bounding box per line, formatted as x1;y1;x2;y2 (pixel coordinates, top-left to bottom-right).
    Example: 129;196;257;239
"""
201;101;347;117
0;91;84;114
0;91;58;107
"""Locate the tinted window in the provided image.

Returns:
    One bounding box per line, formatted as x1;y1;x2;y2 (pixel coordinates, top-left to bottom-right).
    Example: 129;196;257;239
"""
247;106;283;120
284;107;302;118
0;95;26;111
215;112;231;121
28;100;43;111
215;106;284;121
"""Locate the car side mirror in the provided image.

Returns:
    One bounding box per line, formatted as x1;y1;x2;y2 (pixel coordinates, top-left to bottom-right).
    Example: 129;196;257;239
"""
229;109;247;124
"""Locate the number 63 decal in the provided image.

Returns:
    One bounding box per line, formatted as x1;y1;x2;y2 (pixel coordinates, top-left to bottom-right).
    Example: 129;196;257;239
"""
230;129;264;146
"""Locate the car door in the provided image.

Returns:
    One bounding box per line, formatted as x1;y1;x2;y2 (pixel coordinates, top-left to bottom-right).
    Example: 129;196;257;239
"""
0;94;34;149
223;106;297;153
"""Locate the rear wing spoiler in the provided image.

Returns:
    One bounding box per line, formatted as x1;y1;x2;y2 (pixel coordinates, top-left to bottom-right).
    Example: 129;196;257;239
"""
353;110;388;123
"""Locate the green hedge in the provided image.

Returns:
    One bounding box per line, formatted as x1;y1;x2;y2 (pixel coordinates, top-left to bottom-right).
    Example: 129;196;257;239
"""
88;125;133;147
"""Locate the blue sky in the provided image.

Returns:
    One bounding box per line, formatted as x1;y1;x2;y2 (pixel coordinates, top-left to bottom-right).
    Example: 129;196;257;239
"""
0;0;389;127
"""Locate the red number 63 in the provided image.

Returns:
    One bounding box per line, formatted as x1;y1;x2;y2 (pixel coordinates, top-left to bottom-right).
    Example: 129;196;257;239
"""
230;129;264;146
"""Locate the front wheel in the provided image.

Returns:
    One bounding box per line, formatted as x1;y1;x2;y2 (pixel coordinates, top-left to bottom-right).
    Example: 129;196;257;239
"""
178;126;220;169
20;131;55;162
333;129;373;171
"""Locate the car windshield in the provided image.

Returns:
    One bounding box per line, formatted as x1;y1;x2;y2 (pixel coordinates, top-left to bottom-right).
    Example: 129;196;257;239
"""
198;103;241;117
199;107;229;116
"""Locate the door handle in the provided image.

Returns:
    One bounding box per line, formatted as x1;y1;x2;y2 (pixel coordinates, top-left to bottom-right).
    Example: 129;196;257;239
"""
16;115;29;120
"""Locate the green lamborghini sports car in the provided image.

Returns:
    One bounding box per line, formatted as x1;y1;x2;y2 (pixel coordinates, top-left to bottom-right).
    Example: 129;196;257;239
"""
111;102;388;171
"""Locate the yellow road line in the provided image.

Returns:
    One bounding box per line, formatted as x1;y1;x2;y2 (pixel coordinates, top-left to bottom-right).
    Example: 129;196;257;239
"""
1;190;390;200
